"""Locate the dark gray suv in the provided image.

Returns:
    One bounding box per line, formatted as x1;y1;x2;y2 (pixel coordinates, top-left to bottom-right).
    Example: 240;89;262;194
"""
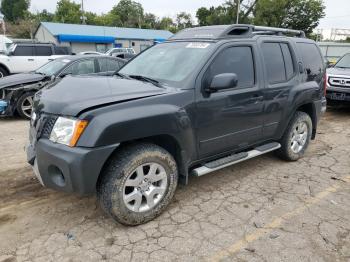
26;24;327;225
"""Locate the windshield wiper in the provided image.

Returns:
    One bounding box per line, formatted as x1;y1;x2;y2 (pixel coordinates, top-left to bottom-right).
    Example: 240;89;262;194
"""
113;72;128;78
34;71;47;76
335;66;350;69
128;75;162;87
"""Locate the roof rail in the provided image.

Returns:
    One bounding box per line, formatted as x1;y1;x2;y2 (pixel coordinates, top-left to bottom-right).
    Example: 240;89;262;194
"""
217;24;305;38
252;25;305;37
170;24;306;41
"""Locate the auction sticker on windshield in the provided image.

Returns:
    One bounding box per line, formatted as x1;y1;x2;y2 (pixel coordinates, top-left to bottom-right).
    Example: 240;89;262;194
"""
186;43;211;49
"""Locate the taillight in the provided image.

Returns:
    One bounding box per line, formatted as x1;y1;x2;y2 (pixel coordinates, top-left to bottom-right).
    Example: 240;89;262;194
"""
323;72;327;96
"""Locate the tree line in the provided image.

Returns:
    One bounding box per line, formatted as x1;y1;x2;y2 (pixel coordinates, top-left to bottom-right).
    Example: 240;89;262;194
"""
1;0;325;39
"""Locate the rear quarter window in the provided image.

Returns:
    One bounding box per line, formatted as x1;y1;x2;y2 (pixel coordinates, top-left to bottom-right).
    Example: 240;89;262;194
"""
296;43;323;82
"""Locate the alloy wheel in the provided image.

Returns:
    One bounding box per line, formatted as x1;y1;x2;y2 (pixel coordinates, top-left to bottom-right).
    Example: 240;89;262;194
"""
123;162;168;212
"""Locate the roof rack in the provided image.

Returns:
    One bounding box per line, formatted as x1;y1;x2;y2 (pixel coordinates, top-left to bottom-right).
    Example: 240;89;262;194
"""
252;25;305;37
170;24;306;41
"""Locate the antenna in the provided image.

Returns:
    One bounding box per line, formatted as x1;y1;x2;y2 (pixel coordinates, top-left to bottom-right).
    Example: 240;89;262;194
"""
236;0;240;24
81;0;87;24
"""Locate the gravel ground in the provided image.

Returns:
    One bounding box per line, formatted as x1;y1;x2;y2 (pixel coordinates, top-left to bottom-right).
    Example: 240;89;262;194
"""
0;107;349;262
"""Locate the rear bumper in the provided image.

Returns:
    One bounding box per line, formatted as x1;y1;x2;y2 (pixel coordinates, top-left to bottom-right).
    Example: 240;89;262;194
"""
26;139;119;195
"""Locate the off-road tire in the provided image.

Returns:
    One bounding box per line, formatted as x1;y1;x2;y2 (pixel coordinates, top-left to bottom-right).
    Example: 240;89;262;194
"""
277;111;312;161
97;143;178;225
16;92;35;120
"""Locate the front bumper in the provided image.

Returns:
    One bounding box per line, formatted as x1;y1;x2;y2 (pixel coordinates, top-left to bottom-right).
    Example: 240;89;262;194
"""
26;139;119;195
326;85;350;102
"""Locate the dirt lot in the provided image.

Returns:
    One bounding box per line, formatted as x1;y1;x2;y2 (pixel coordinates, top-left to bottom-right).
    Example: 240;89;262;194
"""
0;107;349;262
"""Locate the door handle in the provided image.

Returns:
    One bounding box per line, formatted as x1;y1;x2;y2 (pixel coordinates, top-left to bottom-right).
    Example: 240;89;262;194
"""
251;94;264;100
249;95;264;103
48;59;54;61
28;59;34;61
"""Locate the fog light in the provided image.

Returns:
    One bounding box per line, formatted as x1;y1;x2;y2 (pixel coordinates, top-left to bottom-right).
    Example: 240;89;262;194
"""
48;165;65;187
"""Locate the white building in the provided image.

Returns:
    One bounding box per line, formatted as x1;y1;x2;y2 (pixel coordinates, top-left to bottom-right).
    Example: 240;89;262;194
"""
34;22;173;54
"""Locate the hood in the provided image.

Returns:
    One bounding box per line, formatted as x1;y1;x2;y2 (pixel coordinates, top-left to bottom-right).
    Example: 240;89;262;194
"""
35;75;170;116
327;67;350;76
0;73;46;89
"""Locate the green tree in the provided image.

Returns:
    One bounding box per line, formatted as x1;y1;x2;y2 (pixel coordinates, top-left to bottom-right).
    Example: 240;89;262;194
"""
110;0;144;28
176;12;193;30
142;13;158;29
54;0;82;24
254;0;325;35
36;9;54;22
196;1;256;26
93;13;120;26
0;0;30;22
157;17;176;32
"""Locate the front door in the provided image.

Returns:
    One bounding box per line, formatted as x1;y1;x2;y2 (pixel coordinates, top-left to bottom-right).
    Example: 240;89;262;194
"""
195;44;265;158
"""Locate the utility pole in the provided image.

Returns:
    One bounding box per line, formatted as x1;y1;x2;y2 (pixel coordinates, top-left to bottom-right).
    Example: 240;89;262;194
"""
236;0;240;24
81;0;87;24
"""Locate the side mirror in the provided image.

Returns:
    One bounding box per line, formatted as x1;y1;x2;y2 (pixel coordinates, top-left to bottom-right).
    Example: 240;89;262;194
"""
326;62;334;68
208;73;238;92
58;71;71;78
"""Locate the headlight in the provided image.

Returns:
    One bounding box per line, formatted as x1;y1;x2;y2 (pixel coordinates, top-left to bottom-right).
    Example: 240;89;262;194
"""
49;117;88;147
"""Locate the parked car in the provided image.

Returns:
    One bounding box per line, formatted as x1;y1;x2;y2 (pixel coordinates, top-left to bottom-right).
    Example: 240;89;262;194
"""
106;47;136;56
326;53;350;104
0;42;71;78
111;52;135;60
0;55;126;119
26;24;326;225
78;51;104;55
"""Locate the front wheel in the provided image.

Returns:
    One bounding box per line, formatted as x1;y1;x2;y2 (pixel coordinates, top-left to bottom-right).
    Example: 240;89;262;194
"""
16;92;35;119
97;143;178;225
277;111;312;161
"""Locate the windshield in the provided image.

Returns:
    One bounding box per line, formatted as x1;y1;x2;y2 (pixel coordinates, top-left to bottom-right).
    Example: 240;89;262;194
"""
335;54;350;68
36;59;71;76
119;42;214;86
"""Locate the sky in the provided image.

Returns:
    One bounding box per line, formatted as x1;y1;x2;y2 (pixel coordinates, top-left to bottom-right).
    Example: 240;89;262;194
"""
28;0;350;29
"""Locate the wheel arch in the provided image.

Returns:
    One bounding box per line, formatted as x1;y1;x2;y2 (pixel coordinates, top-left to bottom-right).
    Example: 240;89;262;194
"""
0;63;10;76
96;134;189;192
295;103;317;139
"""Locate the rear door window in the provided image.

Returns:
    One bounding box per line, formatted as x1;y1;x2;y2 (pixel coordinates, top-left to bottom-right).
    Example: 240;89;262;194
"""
98;58;123;72
63;59;96;75
261;42;286;84
296;43;323;82
280;43;295;80
34;46;52;56
261;42;296;84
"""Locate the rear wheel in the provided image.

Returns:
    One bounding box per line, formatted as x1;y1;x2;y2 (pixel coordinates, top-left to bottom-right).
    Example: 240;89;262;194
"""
16;92;35;120
97;143;178;225
277;111;312;161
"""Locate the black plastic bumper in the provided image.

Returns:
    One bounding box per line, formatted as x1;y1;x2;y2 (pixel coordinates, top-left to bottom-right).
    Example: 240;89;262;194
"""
26;139;119;195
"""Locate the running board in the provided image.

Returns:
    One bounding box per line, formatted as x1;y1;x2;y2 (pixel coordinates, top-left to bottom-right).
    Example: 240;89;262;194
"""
192;142;281;177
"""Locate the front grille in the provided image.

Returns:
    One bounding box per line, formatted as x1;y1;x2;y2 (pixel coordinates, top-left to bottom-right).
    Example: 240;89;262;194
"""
329;77;350;88
32;113;57;139
41;115;58;138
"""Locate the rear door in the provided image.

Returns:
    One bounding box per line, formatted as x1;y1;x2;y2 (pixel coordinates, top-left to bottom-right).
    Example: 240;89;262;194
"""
258;39;299;139
33;45;54;70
